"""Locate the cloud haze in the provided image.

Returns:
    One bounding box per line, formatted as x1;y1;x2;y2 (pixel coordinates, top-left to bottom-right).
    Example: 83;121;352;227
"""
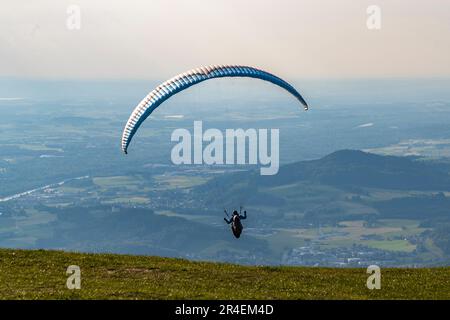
1;0;449;79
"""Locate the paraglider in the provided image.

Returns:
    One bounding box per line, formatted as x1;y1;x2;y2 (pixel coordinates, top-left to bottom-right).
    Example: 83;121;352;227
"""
121;65;308;154
120;65;309;238
224;207;247;239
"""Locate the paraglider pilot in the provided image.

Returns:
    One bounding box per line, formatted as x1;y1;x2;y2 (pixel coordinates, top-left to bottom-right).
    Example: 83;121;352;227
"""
224;207;247;238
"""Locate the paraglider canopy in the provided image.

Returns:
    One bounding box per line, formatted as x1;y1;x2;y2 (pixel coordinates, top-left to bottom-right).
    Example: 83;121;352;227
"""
121;65;308;154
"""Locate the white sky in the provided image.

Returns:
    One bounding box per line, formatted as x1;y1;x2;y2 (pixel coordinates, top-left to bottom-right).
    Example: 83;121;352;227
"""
1;0;449;79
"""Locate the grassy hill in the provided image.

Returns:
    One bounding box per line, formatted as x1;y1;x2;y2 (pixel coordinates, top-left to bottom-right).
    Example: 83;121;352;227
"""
0;248;448;299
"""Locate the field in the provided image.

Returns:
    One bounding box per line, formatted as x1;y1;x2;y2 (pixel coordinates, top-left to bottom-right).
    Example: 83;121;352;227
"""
2;97;450;267
0;248;448;300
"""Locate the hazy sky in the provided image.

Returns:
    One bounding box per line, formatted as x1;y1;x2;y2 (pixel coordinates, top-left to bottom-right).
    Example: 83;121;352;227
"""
1;0;449;79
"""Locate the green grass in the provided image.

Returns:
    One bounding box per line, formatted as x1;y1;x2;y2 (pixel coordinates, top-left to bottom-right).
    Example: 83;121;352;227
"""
257;229;306;254
0;248;448;300
102;196;150;205
15;143;64;153
365;240;416;252
153;175;209;190
93;176;140;188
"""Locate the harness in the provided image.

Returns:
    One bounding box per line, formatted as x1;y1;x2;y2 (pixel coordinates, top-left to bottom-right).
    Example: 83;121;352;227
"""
231;215;243;238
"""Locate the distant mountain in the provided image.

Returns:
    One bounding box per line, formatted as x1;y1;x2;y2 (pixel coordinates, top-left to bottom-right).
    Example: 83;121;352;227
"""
285;150;450;190
204;150;450;191
195;150;450;224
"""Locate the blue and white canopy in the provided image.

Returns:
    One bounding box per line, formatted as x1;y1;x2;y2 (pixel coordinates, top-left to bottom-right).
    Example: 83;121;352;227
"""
121;65;308;154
